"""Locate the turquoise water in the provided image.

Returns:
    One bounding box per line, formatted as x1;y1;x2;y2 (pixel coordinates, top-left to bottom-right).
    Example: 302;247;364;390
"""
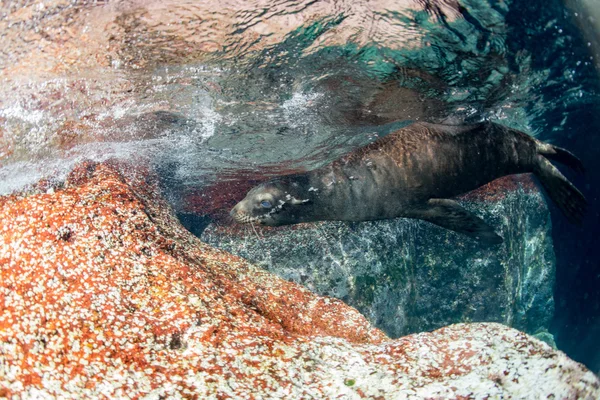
1;0;599;373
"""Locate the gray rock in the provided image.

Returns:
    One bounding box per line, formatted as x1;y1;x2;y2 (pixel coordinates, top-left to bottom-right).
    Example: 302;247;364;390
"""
202;187;555;338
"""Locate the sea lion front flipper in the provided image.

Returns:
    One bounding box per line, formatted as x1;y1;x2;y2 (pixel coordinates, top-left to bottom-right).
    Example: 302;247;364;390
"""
415;198;503;245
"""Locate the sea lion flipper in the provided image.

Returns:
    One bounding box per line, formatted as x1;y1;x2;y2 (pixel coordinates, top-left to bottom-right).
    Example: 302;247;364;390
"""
416;199;503;245
537;143;585;175
533;155;588;224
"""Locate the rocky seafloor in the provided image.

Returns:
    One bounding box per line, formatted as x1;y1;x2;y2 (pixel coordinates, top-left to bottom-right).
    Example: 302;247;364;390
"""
202;175;556;340
1;162;598;399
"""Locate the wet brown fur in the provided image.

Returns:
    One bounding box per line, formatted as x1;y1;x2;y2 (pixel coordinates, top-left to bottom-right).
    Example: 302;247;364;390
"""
231;121;586;244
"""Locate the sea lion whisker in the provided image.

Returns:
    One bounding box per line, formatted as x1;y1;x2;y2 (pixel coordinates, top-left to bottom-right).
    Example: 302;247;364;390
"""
249;220;271;260
250;220;262;241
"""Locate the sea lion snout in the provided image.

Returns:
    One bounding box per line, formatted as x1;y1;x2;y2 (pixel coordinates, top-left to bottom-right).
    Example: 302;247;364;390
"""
230;201;255;224
229;203;240;219
230;201;243;217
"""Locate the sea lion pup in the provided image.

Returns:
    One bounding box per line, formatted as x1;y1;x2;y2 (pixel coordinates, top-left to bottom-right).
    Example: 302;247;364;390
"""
230;122;586;244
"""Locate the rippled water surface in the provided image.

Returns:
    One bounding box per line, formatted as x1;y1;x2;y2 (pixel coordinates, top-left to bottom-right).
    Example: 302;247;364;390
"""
2;0;595;193
2;0;600;372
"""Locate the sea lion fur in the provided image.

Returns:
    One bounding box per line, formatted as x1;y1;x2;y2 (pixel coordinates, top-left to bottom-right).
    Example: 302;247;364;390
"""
230;122;586;244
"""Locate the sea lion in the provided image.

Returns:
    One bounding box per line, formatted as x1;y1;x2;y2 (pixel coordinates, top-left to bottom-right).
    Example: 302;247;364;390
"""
230;122;586;244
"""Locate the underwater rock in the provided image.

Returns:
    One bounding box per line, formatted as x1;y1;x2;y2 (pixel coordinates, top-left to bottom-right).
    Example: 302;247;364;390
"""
0;163;597;398
202;175;556;338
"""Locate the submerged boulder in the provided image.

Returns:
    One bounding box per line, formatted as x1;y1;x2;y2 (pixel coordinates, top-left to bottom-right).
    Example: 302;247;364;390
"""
202;175;556;339
2;163;596;399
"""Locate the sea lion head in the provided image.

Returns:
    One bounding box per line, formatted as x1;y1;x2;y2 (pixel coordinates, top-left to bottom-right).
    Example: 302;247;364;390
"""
230;177;313;226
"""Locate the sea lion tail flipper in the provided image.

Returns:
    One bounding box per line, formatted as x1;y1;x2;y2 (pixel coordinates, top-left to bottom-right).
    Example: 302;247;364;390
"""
533;155;587;224
416;199;503;245
537;143;585;174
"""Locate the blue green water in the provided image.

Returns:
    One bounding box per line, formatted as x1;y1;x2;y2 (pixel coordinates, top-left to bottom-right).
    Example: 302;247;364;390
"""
1;0;599;373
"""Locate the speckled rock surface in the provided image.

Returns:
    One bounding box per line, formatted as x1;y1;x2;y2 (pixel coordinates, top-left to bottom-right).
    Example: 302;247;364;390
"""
1;163;597;399
202;176;556;339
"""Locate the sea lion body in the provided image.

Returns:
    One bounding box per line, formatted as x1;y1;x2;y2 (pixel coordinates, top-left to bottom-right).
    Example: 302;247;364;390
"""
297;123;536;221
231;122;586;244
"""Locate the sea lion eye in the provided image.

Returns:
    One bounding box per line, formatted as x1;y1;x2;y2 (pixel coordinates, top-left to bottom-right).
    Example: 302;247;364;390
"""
260;200;272;208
